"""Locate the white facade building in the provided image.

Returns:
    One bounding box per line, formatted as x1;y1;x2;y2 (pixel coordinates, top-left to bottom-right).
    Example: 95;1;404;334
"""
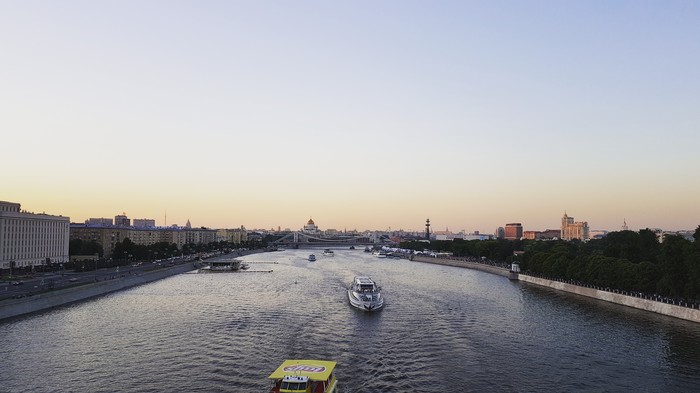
0;201;70;270
302;218;320;235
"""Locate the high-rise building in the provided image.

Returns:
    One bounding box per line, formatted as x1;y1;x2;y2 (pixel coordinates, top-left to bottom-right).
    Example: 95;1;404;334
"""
114;213;130;227
133;219;156;228
495;227;505;239
561;212;589;241
504;223;523;240
85;218;113;226
0;200;70;271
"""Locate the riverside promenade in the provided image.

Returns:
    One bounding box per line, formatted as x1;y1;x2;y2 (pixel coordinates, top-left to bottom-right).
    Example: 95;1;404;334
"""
410;255;700;323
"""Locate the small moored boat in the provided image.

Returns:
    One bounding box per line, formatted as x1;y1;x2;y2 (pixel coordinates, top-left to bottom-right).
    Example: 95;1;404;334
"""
268;359;338;393
372;250;387;258
347;276;384;311
308;254;317;262
198;259;241;272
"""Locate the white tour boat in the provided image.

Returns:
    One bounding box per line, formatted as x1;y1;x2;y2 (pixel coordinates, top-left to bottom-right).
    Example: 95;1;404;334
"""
347;276;384;311
322;249;334;257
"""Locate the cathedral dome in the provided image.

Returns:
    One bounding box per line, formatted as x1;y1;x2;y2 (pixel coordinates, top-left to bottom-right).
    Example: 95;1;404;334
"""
307;218;315;225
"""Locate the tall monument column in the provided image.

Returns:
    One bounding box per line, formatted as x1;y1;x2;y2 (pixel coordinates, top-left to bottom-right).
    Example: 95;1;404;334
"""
425;218;431;240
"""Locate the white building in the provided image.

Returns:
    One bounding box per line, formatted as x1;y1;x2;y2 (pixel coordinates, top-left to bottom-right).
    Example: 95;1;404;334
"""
0;201;70;270
302;218;320;235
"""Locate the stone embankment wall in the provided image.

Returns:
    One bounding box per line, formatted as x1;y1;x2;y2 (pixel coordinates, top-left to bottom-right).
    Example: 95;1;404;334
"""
517;274;700;323
410;255;511;277
0;263;198;321
409;255;700;323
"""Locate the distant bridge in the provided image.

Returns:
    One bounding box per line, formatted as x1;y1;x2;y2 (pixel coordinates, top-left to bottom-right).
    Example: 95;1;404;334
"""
272;232;381;247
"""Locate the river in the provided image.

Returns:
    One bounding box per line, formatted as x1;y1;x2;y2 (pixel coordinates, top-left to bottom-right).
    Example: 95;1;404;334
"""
1;248;699;392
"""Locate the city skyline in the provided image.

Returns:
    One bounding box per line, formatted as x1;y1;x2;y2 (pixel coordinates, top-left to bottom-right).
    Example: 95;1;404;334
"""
2;1;698;233
5;201;695;235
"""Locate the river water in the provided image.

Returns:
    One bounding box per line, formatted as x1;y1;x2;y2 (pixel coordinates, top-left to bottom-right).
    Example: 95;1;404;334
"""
2;249;700;392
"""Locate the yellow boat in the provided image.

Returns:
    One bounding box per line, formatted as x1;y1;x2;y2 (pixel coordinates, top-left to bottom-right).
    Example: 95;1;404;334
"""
268;360;338;393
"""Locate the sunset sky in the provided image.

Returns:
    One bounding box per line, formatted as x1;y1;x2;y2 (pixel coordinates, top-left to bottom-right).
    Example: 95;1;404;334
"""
1;1;698;233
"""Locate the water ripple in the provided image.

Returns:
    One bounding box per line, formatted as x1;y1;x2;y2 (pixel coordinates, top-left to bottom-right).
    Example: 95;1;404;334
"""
2;249;700;392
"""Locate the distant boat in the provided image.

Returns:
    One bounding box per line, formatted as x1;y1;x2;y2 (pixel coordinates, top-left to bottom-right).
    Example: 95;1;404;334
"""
364;247;371;253
322;249;334;257
349;246;355;250
372;250;388;258
308;254;317;262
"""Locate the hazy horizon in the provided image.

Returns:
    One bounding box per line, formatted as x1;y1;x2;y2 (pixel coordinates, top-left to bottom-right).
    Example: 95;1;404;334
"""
2;1;698;234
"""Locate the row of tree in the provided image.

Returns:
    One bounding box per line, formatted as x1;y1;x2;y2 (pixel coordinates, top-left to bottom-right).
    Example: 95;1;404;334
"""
400;227;700;301
521;228;700;300
67;237;268;272
400;238;522;262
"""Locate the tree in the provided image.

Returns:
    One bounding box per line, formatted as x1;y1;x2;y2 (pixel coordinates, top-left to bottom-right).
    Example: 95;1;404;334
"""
69;239;104;257
657;235;692;298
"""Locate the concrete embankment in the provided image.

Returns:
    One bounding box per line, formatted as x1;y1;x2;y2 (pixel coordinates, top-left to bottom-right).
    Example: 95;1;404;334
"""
517;274;700;323
409;255;700;323
0;263;198;321
410;255;511;277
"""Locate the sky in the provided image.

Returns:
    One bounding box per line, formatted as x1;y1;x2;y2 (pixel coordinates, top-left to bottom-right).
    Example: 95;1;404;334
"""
1;1;699;233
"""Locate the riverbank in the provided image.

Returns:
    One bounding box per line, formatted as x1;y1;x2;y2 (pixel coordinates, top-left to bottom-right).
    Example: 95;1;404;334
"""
410;255;700;323
517;274;700;323
410;255;511;277
0;248;272;322
0;262;199;321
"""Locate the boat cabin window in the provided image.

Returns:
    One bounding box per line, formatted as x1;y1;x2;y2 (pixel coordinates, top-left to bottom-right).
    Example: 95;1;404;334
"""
280;381;307;390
